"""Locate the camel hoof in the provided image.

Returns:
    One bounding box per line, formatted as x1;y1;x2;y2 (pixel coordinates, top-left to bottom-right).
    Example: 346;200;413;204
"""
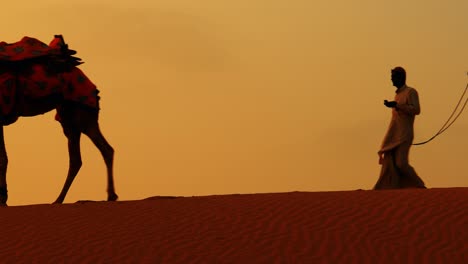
108;193;118;202
0;187;8;204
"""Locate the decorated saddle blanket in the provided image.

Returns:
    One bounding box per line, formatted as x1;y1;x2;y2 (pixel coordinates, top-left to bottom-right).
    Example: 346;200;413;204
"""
0;37;60;61
0;36;99;125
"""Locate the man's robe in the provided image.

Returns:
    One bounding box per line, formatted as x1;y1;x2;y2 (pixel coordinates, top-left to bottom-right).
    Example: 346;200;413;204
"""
374;85;422;189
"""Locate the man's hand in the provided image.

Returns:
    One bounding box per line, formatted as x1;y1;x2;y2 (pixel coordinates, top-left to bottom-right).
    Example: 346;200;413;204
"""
384;100;397;108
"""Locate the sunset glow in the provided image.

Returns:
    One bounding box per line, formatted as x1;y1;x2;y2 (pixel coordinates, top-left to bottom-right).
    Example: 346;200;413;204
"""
2;0;467;205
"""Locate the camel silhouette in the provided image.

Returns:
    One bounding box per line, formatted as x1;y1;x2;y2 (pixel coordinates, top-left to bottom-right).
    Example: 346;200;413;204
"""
0;35;117;205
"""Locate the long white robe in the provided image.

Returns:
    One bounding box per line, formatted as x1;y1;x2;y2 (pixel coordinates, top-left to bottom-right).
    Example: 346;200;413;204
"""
375;85;425;189
379;85;420;154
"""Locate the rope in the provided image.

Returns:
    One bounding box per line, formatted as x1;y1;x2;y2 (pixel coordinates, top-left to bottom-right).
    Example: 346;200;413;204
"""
413;76;468;145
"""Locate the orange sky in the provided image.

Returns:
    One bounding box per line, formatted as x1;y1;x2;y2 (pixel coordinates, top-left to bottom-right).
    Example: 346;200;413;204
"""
2;0;468;205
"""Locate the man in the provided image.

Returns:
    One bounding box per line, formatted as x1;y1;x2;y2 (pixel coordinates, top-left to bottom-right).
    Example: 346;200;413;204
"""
374;67;426;189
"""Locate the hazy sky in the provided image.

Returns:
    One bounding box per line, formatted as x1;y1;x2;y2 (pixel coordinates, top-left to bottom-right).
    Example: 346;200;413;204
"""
2;0;468;205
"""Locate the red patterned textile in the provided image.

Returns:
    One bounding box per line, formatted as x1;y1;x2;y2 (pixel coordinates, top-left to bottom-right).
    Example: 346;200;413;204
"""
0;36;99;125
0;37;60;61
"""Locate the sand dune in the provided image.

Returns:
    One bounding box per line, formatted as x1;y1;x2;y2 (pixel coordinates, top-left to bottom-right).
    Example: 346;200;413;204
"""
0;188;466;263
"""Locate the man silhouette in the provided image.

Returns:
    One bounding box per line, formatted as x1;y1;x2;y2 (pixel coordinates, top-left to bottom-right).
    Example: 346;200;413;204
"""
374;67;426;189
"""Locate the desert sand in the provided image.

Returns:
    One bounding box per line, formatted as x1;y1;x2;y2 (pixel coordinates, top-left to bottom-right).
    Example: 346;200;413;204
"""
0;188;466;263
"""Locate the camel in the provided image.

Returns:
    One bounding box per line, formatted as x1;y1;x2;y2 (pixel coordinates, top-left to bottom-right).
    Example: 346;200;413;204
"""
0;35;117;205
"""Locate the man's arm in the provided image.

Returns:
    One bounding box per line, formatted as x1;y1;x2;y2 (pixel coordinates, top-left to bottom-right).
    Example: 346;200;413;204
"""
396;89;420;115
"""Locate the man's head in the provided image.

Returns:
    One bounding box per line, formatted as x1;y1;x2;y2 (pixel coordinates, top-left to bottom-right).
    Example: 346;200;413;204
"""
391;67;406;88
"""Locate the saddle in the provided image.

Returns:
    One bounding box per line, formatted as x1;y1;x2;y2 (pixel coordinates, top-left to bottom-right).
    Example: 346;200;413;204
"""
0;35;99;125
0;35;83;74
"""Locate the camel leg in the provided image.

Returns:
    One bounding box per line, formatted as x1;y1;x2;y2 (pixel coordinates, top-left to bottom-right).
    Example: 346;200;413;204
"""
53;126;82;204
83;123;118;201
0;127;8;205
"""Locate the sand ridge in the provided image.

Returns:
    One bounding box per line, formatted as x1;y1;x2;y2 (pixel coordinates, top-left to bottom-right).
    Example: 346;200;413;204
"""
0;188;466;263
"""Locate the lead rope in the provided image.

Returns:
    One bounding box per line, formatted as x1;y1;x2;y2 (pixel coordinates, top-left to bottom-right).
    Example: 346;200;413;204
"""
413;73;468;145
